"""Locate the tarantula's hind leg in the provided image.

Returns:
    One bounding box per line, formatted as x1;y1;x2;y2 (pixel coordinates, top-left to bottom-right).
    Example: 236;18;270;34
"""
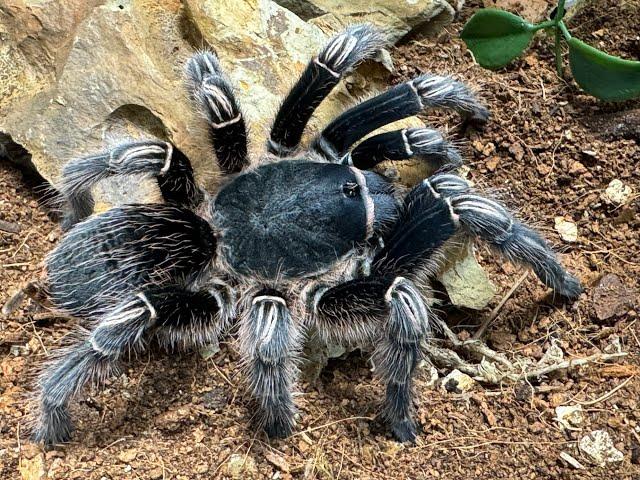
314;75;488;161
311;276;430;442
60;141;201;230
343;127;462;171
33;286;227;446
32;293;155;446
268;24;385;156
185;51;248;174
239;292;301;438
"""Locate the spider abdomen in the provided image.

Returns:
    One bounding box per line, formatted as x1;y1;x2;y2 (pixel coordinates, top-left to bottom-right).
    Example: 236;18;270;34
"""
47;204;216;317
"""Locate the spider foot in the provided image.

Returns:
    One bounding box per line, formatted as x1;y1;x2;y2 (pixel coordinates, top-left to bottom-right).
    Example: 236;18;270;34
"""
263;414;295;440
31;404;74;447
388;417;418;444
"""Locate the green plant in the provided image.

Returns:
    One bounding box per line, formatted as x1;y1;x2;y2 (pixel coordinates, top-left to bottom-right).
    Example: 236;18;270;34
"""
461;0;640;101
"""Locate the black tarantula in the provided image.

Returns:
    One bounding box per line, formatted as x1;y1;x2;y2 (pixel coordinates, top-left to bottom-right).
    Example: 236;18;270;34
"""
32;24;582;446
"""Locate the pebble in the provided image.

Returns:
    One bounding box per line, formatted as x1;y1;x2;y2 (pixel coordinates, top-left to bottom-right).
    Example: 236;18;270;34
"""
555;405;583;431
554;217;578;243
602;179;633;205
592;274;637;321
441;369;476;393
579;430;624;466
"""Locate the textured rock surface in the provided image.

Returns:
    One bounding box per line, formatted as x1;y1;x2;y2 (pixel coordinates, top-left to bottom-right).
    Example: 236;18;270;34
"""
439;242;497;310
275;0;456;43
0;0;493;312
0;0;426;189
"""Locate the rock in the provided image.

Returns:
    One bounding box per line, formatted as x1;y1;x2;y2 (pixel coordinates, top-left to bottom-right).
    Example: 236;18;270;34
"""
554;217;578;243
201;386;229;412
592;274;637;321
438;242;497;310
579;430;624;466
265;451;290;473
18;445;46;480
276;0;455;42
602;179;633;206
441;369;476;393
199;341;220;360
226;453;257;479
1;0;431;202
300;328;348;381
117;449;138;463
555;405;583;431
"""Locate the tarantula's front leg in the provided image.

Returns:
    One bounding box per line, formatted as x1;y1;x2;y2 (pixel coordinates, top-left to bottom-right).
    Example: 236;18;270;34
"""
33;286;226;446
185;51;248;173
268;24;384;156
239;292;301;438
310;276;430;442
343;127;462;170
374;173;583;299
314;75;489;161
60;141;201;229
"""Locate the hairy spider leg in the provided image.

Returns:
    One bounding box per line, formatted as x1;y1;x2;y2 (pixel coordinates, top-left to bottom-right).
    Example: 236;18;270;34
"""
185;51;248;174
343;127;462;171
59;141;201;230
374;173;583;299
267;24;385;156
239;292;302;438
310;276;430;442
313;75;489;161
32;287;226;446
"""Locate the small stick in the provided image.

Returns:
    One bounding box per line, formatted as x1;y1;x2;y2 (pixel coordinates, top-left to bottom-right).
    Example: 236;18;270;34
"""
577;375;635;406
473;270;529;340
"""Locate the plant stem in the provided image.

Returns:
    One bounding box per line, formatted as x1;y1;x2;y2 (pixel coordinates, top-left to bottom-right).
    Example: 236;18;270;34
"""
558;21;572;40
532;19;556;31
555;0;566;22
554;0;568;76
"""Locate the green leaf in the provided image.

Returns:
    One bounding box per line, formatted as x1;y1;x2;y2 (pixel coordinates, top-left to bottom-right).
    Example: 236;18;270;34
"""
568;37;640;101
461;9;536;70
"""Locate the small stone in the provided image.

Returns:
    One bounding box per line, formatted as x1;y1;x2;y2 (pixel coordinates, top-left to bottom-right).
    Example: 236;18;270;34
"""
602;179;633;205
555;405;583;431
202;387;229;412
592;274;637;321
226;454;257;479
199;341;220;360
18;453;46;480
148;467;163;479
441;369;476;393
508;143;524;161
265;451;290;473
485;156;500;172
117;449;137;463
569;161;587;174
579;430;624;466
554;217;578;243
438;243;496;310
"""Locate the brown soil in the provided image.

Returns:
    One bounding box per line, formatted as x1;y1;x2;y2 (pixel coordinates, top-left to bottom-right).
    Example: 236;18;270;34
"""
1;0;639;478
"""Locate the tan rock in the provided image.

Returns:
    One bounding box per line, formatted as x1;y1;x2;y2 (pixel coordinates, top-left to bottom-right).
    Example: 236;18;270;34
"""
277;0;456;43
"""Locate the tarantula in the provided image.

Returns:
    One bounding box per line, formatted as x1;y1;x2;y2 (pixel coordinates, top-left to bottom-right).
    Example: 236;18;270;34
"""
32;24;582;446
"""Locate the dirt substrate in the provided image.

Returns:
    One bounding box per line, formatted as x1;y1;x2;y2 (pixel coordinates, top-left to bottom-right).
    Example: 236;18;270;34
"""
1;0;639;478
